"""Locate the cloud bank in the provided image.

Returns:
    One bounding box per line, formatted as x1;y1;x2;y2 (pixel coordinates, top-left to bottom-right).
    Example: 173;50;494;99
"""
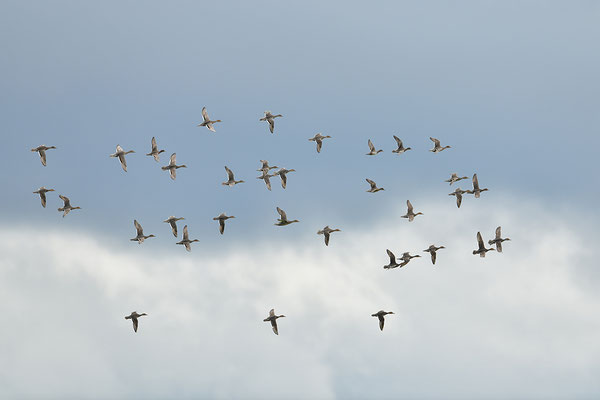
0;198;598;399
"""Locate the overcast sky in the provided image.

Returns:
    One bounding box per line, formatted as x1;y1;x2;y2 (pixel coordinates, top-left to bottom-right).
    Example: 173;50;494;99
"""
1;1;599;399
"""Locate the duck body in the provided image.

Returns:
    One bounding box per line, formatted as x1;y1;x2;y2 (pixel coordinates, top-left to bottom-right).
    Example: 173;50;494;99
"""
371;310;394;331
125;311;147;332
263;309;286;335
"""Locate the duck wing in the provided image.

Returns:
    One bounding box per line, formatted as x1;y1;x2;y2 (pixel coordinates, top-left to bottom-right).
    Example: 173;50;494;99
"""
225;166;234;181
39;149;47;166
276;207;287;221
477;232;485;251
271;319;279;335
386;249;396;264
201;107;210;122
170;220;178;237
368;139;375;152
59;195;70;207
472;174;480;190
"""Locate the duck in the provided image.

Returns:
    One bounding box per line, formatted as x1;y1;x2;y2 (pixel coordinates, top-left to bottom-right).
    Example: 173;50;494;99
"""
448;188;468;208
256;160;278;174
213;213;235;234
263;309;286;335
33;186;55;208
197;107;221;132
176;225;199;252
383;249;400;269
399;252;421;267
130;220;155;244
275;207;299;226
392;136;411;154
273;168;295;189
163;216;185;237
317;226;341;246
366;139;383;156
423;245;445;265
161;153;187;180
467;174;488;198
371;310;394;331
57;195;81;217
259;111;283;134
222;166;244;186
401;200;423;221
445;173;468;185
146;137;165;162
365;178;384;193
429;137;451;153
473;231;495;257
308;133;331;153
257;170;275;191
31;145;56;166
109;145;135;172
488;226;510;252
125;311;147;333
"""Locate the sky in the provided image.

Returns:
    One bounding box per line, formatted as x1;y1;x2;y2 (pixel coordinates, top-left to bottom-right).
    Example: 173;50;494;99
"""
1;1;599;398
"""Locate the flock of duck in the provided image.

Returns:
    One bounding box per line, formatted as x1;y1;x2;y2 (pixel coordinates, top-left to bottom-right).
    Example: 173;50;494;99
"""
30;109;510;334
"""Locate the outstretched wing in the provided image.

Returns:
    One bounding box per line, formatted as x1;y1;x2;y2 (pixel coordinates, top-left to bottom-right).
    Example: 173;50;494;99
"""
378;315;385;331
472;174;480;190
118;153;127;171
477;232;485;250
280;173;287;189
276;207;287;220
268;118;275;133
202;107;209;122
316;140;322;153
132;317;138;332
59;195;70;207
324;232;330;246
368;139;375;152
393;135;402;147
219;219;225;234
170;153;177;165
134;220;143;235
271;319;279;335
407;200;414;213
495;226;502;239
225;166;234;180
182;225;189;241
40;192;47;208
430;137;440;146
151;137;157;151
366;178;376;189
39;149;47;166
386;249;396;263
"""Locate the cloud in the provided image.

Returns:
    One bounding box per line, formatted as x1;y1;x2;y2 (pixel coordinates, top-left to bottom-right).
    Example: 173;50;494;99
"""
0;197;598;399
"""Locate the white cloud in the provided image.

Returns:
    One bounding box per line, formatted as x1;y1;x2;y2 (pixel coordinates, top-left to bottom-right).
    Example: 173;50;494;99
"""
0;198;599;399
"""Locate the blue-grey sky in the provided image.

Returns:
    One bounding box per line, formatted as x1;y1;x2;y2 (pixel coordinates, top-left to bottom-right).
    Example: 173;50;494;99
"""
1;1;599;398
